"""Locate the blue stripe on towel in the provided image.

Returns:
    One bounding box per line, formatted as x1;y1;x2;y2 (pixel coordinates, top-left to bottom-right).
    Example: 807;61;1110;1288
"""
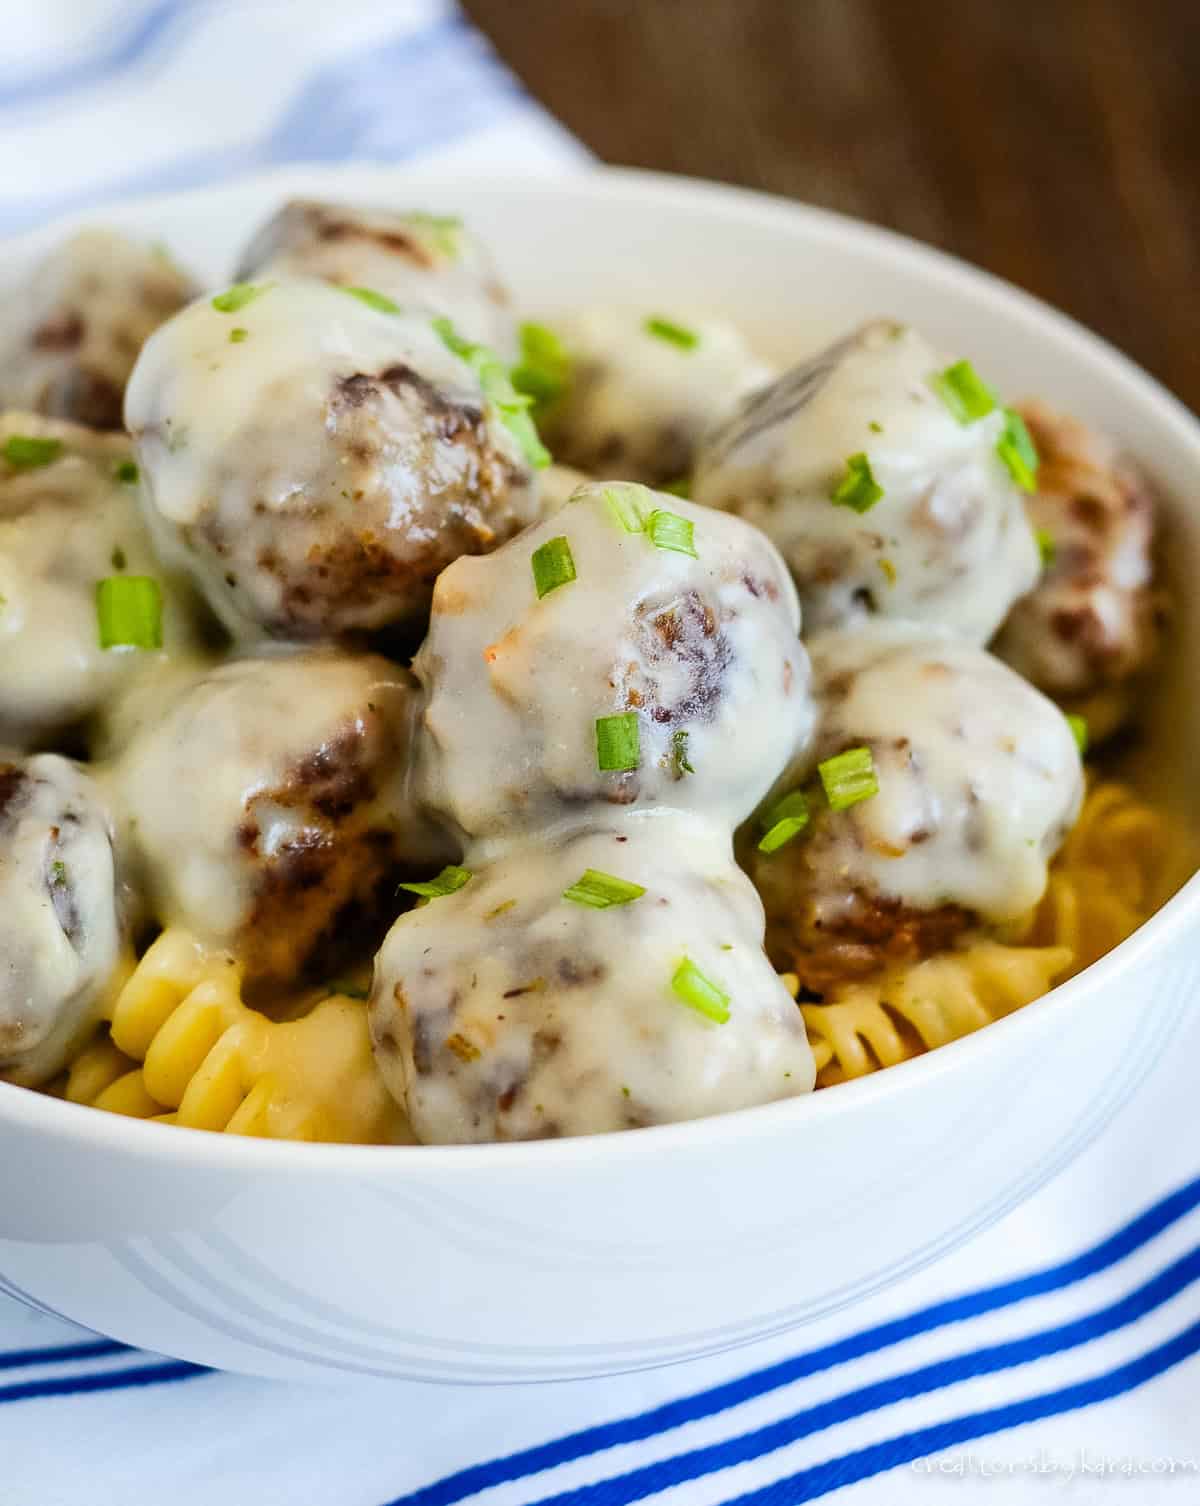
387;1172;1200;1506
0;1340;129;1373
0;1360;208;1407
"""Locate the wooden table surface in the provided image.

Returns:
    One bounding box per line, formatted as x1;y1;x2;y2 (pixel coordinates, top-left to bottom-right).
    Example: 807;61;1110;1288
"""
465;0;1200;413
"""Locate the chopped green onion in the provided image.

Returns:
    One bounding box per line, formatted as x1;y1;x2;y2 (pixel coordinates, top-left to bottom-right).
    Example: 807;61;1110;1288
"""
647;509;698;558
2;435;62;469
868;421;883;434
661;476;691;498
830;452;884;514
531;535;577;599
595;712;640;772
757;790;811;853
562;869;647;908
398;864;472;900
1066;714;1089;755
997;409;1039;492
511;322;571;411
341;285;401;314
602;484;649;533
432;315;550;469
1036;528;1056;568
643;315;699;350
114;460;139;484
211;283;269;314
818;746;879;811
671;957;730;1023
49;860;67;887
670;728;694;778
95;576;162;651
929;360;997;424
403;210;463;258
229;327;249;344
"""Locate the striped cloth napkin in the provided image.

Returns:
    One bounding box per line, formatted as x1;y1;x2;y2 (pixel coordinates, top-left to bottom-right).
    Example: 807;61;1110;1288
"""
2;5;1199;1503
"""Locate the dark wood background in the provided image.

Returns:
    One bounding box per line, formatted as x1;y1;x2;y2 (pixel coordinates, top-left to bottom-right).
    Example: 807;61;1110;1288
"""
464;0;1200;412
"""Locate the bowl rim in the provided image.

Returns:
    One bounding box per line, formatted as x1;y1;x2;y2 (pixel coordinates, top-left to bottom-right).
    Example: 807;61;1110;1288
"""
2;161;1197;1172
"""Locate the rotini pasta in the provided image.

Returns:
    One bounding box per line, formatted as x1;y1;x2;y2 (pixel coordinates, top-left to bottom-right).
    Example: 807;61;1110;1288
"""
73;931;410;1144
787;779;1179;1088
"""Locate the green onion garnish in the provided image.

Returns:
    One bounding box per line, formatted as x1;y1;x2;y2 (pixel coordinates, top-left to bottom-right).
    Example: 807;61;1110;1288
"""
562;869;647;908
95;576;163;651
1036;528;1056;568
757;790;811;853
602;484;649;533
647;509;698;558
818;746;879;811
661;476;691;498
511;322;571;412
49;860;67;887
229;327;249;344
341;285;401;315
398;864;472;900
3;435;62;469
531;535;577;599
595;712;640;772
643;315;699;350
997;409;1039;492
113;460;139;484
403;210;463;258
671;957;730;1023
670;728;694;778
432;315;550;469
930;360;997;424
830;453;884;514
211;283;268;314
1066;714;1089;755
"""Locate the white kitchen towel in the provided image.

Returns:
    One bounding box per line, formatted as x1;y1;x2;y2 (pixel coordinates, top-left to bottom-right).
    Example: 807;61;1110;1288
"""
1;4;1199;1504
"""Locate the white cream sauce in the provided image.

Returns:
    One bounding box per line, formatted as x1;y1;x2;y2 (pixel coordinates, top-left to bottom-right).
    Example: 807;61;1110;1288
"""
0;754;124;1085
0;413;211;750
694;321;1040;643
542;308;774;485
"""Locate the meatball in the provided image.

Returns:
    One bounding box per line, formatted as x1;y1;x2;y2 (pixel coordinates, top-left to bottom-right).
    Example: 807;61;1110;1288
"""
0;230;194;430
992;402;1163;741
0;755;126;1085
370;827;813;1143
694;321;1040;644
540;308;773;486
125;280;542;642
235;199;516;352
111;650;450;988
416;482;817;842
0;413;211;750
747;621;1084;988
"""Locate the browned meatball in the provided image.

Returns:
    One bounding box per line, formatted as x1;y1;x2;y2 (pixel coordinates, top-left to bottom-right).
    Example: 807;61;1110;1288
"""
992;402;1164;740
235;199;515;352
125;280;542;642
111;650;452;988
0;231;194;431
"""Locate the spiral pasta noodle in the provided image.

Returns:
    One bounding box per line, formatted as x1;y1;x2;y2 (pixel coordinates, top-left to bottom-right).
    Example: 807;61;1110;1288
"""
68;931;410;1144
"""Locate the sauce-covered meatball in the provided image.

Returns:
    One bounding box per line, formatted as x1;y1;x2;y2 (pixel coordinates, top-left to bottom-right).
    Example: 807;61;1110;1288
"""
416;482;816;841
235;199;515;352
0;755;126;1085
748;621;1084;988
0;413;210;750
540;309;773;486
126;280;542;642
694;321;1040;643
111;649;449;988
992;402;1163;741
371;827;813;1143
0;230;194;430
371;483;818;1142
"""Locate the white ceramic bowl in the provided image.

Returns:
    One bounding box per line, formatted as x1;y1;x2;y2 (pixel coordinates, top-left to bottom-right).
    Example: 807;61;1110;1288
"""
1;166;1198;1383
